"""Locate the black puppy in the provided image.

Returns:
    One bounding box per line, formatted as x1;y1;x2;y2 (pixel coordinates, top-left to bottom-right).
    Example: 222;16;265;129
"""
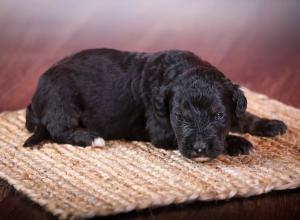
24;49;287;159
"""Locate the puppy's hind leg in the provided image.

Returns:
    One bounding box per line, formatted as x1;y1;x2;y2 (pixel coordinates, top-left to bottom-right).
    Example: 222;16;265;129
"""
50;128;105;147
46;111;106;147
43;95;105;147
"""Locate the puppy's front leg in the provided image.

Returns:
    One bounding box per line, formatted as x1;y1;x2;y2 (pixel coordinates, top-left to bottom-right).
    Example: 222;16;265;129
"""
146;114;177;150
231;112;287;137
225;135;253;156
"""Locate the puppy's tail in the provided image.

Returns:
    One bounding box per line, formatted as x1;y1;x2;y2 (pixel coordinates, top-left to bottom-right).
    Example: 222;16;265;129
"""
23;105;49;147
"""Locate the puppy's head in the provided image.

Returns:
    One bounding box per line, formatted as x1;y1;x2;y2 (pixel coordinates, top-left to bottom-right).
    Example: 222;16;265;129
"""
170;71;247;159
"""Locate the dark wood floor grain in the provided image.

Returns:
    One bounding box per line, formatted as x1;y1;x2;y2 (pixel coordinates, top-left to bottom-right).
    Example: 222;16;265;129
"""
0;0;300;219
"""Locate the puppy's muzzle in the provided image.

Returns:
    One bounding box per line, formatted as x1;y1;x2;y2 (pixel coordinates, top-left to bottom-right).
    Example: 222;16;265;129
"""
191;140;224;159
190;141;208;157
193;142;207;153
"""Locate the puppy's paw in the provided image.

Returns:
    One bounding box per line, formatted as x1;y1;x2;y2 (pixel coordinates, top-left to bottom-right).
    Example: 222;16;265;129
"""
225;135;253;156
91;137;106;147
253;119;287;137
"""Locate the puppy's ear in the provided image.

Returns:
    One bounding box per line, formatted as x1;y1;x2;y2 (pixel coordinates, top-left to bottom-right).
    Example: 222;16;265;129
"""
232;85;247;117
153;86;171;118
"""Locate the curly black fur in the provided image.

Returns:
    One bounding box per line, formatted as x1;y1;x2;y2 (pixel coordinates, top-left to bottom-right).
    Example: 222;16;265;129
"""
24;49;287;159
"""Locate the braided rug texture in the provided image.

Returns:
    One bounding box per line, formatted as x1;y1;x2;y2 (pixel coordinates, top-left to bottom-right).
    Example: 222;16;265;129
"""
0;89;300;219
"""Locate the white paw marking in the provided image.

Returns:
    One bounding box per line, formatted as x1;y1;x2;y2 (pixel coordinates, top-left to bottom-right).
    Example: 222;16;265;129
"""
91;137;106;147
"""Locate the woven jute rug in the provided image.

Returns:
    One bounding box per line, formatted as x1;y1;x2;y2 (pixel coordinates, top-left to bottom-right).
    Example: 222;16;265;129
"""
0;89;300;219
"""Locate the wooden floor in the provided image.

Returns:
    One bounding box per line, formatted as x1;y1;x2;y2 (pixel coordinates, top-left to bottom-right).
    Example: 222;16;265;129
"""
0;0;300;219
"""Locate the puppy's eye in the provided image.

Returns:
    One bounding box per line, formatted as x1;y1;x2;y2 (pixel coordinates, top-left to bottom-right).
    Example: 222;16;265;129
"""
214;112;224;120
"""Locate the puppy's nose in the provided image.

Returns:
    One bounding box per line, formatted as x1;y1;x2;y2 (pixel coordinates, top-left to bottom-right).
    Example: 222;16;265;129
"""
193;142;207;153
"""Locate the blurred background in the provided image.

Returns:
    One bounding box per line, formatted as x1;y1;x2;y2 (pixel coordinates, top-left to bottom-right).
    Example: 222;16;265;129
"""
0;0;299;111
